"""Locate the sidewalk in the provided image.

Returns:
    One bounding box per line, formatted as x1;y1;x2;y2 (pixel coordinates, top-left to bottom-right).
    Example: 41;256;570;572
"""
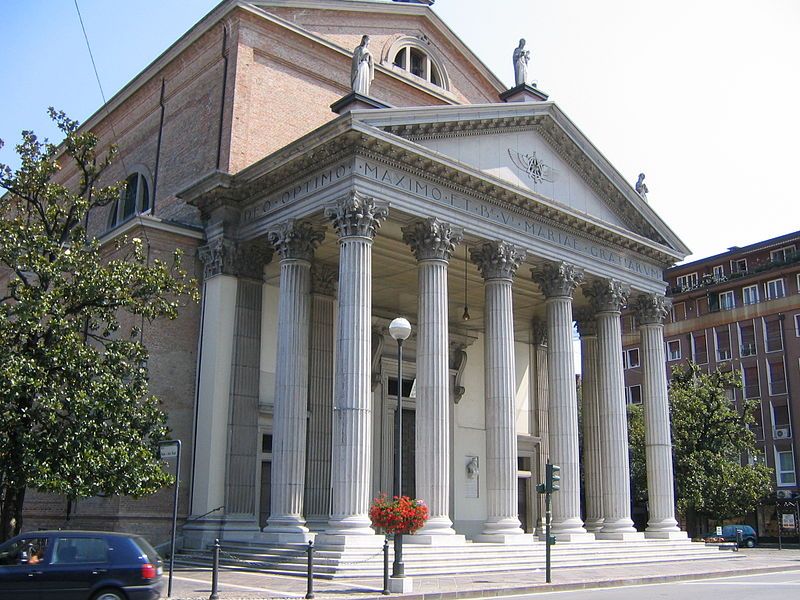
167;548;800;599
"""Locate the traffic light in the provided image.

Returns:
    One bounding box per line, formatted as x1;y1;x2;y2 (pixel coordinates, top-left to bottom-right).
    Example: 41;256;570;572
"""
536;483;546;494
546;462;561;493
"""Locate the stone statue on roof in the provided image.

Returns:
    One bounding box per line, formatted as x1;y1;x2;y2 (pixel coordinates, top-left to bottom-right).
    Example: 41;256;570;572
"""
635;173;649;201
351;35;375;96
513;39;530;86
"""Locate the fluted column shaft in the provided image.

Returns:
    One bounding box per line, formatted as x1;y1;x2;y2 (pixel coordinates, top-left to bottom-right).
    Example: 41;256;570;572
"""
594;311;636;534
304;265;337;530
533;263;587;538
576;314;603;532
265;221;324;539
634;294;682;537
267;259;312;533
403;218;463;539
584;279;636;537
415;259;454;533
324;193;388;538
531;319;549;535
471;242;528;542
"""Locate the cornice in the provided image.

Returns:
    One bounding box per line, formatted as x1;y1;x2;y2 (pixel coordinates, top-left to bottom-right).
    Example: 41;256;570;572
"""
180;117;681;267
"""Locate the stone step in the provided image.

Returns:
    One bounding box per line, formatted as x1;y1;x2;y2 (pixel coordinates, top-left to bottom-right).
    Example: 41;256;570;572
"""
175;538;730;579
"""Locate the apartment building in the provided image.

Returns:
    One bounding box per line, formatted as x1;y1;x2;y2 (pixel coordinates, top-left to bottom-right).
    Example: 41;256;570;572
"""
622;230;800;536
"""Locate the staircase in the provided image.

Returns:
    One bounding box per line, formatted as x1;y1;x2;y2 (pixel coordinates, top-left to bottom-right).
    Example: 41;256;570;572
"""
175;537;735;579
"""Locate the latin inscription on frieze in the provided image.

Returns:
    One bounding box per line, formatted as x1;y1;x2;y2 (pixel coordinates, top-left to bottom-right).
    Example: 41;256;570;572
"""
240;159;663;282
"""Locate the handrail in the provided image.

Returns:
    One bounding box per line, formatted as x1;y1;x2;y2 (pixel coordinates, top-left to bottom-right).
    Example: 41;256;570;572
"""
184;506;224;524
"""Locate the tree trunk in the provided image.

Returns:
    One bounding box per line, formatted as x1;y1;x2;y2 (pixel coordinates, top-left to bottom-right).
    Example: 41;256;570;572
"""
0;484;26;542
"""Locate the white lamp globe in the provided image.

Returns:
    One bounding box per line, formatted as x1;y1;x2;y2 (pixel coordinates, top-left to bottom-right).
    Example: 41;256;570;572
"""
389;317;412;341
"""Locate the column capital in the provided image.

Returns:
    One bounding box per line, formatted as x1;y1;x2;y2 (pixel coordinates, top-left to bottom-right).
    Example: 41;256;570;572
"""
469;241;526;280
532;262;584;298
198;237;273;281
324;191;388;239
573;308;598;337
583;278;630;313
268;220;325;262
311;262;338;296
531;317;548;346
401;217;463;262
632;293;672;325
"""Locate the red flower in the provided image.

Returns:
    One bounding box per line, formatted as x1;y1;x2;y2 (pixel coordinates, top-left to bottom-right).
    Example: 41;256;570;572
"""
369;493;429;534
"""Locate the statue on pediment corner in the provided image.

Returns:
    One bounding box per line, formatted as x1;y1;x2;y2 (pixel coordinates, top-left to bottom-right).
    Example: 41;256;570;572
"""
513;38;530;86
635;173;649;201
351;35;375;96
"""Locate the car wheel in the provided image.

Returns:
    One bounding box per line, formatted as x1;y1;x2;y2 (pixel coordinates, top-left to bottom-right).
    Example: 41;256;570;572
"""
92;589;126;600
745;538;755;548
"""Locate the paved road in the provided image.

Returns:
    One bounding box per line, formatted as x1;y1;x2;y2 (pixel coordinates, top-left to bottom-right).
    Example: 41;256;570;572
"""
494;570;800;600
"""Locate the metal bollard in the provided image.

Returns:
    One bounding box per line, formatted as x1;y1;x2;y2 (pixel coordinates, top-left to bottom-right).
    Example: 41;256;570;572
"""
305;540;315;599
209;539;220;600
382;537;390;595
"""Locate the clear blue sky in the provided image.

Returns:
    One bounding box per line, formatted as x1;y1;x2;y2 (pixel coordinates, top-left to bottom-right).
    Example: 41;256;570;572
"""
2;0;798;261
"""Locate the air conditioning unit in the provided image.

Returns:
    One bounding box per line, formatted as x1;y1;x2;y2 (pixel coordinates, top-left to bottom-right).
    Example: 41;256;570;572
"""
775;428;791;439
776;490;791;499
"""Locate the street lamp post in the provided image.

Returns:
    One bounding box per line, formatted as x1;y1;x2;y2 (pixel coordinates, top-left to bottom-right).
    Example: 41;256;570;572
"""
388;317;412;580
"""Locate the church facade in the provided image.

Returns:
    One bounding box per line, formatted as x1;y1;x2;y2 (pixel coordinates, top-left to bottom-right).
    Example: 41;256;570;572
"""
24;0;691;551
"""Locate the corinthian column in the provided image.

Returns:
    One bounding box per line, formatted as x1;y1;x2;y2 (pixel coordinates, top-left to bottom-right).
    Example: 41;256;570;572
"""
531;318;549;535
319;192;388;546
583;279;641;539
633;294;685;539
262;220;325;542
401;218;464;545
471;241;532;544
304;264;337;531
574;309;603;533
532;262;590;540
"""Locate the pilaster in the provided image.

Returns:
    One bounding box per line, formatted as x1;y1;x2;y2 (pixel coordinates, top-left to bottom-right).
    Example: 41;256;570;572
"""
304;264;338;531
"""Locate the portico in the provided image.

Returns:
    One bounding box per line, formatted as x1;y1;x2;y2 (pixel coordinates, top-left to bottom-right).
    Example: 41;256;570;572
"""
181;100;688;550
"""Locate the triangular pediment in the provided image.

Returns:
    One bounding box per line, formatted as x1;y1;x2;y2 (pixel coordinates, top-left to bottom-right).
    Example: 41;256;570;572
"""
413;128;628;229
353;103;690;258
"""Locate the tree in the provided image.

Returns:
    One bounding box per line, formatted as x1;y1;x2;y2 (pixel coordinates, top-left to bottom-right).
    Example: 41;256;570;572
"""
0;110;197;541
629;363;773;538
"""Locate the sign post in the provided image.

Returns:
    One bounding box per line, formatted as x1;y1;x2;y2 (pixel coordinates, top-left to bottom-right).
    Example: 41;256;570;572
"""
158;440;182;597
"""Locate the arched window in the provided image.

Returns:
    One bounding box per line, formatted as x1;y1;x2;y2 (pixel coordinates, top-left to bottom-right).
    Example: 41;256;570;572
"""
108;171;151;229
390;41;446;89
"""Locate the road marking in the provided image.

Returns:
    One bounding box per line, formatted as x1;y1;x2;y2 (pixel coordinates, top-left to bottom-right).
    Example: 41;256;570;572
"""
682;581;800;586
170;574;303;596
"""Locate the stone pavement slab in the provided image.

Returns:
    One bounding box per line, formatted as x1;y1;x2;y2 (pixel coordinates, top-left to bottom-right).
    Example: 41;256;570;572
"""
167;548;800;599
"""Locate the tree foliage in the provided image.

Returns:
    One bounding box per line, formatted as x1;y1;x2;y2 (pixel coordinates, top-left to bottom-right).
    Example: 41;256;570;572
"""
0;110;197;541
629;363;773;537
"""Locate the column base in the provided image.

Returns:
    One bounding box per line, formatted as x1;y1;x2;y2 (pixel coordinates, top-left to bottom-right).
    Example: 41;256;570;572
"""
255;531;315;544
405;534;466;546
304;517;329;532
475;533;536;545
546;532;596;543
314;533;385;549
551;518;589;537
584;518;604;533
645;530;688;540
595;531;645;541
388;576;413;593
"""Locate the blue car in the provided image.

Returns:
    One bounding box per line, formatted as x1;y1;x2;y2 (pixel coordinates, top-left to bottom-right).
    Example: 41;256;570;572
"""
0;530;164;599
703;524;758;548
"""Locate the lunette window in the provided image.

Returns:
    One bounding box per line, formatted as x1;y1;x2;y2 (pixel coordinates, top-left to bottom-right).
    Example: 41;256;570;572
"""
393;45;443;87
108;172;151;229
